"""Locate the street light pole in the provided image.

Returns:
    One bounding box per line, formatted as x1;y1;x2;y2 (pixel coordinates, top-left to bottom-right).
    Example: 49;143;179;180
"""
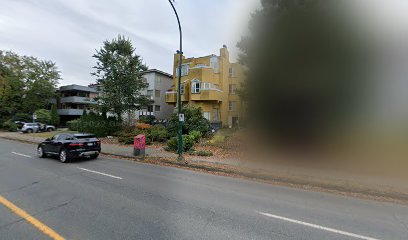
168;0;184;161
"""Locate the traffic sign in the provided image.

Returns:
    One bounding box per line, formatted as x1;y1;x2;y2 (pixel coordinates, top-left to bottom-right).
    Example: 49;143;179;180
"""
179;114;185;122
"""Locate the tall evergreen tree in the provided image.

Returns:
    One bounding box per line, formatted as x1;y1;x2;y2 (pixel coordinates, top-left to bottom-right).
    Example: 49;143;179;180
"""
92;35;150;121
50;105;60;126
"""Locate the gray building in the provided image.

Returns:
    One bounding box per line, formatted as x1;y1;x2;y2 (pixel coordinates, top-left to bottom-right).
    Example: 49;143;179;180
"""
54;85;98;124
136;69;174;120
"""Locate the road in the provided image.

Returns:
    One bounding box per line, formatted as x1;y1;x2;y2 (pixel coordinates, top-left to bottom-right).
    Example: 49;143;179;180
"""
0;138;407;240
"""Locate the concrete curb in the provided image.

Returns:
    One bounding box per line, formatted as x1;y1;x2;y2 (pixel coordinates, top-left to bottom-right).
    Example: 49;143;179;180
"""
2;136;408;204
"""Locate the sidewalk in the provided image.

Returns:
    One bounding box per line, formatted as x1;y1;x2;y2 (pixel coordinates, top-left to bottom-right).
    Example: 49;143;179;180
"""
1;131;407;204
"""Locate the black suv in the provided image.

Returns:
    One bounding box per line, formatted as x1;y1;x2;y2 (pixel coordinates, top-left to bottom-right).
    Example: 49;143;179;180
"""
37;133;101;163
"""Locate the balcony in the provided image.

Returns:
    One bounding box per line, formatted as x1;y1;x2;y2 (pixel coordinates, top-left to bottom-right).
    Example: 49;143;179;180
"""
190;89;223;101
57;109;87;116
60;96;97;104
165;92;177;103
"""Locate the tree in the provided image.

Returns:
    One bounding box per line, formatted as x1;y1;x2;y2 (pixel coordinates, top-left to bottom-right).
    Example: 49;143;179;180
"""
50;105;60;126
237;0;370;145
167;105;210;137
0;50;60;123
92;35;150;121
34;109;51;124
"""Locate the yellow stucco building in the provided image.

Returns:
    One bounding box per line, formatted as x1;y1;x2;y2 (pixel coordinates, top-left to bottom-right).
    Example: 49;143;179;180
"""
165;46;243;128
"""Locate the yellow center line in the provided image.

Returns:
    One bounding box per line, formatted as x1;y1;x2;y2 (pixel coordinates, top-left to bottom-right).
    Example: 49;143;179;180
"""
0;195;65;240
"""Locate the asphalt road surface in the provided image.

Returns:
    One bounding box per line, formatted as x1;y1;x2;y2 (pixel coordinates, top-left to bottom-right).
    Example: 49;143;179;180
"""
0;138;407;240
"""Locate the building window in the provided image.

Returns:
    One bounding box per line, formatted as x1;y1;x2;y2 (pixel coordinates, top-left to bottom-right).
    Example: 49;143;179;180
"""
229;84;237;94
180;83;184;94
147;90;153;97
155;76;162;86
155;90;160;98
229;67;235;77
180;83;185;94
203;112;211;121
155;105;161;112
228;101;237;111
176;64;189;77
213;109;219;122
147;105;153;112
203;82;211;90
213;84;219;90
210;56;219;73
191;79;201;94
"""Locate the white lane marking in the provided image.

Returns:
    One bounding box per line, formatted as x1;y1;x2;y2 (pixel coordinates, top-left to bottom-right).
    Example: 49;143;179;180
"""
258;211;381;240
11;152;32;158
77;167;123;180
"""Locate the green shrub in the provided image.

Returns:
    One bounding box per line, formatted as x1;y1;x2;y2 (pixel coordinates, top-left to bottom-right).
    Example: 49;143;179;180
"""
67;119;80;131
166;105;210;138
2;120;18;132
117;128;144;145
34;109;51;124
146;126;169;143
12;113;32;122
189;130;202;143
139;115;156;124
166;135;194;152
118;134;135;145
189;150;213;157
68;112;121;137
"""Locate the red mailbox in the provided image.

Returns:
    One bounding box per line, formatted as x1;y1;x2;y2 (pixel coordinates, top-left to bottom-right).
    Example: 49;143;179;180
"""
134;134;146;156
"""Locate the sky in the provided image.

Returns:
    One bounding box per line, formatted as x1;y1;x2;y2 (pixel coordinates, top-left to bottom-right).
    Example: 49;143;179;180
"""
0;0;261;86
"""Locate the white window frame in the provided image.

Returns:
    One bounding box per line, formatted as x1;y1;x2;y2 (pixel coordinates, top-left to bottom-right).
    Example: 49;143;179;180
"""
176;64;189;77
191;79;201;94
203;82;211;90
210;56;219;73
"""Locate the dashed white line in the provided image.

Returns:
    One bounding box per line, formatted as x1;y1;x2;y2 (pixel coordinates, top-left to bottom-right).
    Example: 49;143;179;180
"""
11;152;32;158
77;167;123;180
257;211;381;240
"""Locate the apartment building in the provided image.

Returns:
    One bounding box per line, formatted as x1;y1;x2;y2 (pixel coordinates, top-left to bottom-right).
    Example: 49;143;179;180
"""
88;69;174;122
137;69;174;120
165;46;243;128
54;85;97;123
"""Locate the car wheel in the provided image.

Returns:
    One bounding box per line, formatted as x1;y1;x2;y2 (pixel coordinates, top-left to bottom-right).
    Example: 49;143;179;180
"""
37;147;46;158
90;154;99;160
59;149;68;163
47;128;53;132
27;129;33;133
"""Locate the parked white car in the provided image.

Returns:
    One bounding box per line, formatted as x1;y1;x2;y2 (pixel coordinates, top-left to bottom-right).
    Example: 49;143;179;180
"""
20;123;56;133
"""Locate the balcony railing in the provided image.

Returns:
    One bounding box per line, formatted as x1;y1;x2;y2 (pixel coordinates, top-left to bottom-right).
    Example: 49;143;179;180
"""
190;89;223;101
57;109;87;116
165;92;177;103
60;96;96;104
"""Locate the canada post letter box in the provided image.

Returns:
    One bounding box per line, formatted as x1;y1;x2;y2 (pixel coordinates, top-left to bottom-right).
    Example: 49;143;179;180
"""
134;134;146;156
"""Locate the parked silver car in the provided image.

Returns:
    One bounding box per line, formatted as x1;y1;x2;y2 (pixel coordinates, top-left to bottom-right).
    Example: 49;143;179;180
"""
20;123;56;133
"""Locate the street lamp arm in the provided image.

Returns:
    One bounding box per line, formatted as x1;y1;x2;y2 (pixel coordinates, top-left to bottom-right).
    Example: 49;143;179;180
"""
168;0;183;50
167;0;184;160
